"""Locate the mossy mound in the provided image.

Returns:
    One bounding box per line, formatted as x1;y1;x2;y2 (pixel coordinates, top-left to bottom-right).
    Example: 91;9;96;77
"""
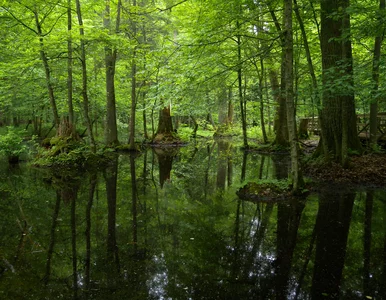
237;180;292;202
152;133;184;146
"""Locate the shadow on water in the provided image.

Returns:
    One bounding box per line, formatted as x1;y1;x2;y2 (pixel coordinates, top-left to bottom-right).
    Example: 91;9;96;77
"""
0;141;386;299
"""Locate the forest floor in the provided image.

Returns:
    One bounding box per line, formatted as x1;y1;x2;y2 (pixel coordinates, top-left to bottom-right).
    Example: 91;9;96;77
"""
304;153;386;187
299;137;386;187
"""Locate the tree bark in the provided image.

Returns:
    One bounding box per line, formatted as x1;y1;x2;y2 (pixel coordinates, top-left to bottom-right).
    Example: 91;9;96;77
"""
34;11;60;130
319;0;362;165
67;0;75;128
284;0;303;192
237;20;248;148
104;0;120;146
270;70;288;147
370;0;385;148
259;58;268;144
76;0;97;151
128;0;137;150
269;6;289;148
153;105;178;143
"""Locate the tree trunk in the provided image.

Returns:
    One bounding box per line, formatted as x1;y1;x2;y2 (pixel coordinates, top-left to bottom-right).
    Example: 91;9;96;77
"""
67;0;75;129
370;0;385;148
237;24;248;148
190;115;198;138
269;6;289;148
284;0;303;192
104;0;120;146
259;58;268;144
270;70;288;147
319;0;362;165
34;11;60;130
227;87;234;125
128;0;137;150
153;106;179;144
76;0;97;152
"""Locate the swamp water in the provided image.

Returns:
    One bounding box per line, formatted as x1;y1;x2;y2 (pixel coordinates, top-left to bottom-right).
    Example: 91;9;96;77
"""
0;140;386;300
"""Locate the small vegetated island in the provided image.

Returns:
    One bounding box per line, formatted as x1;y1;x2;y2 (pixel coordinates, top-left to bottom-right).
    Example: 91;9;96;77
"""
0;2;385;199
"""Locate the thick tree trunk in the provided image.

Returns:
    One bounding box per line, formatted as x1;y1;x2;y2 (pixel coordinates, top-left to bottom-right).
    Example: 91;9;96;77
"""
104;0;119;146
269;7;289;148
153;106;179;144
319;0;362;165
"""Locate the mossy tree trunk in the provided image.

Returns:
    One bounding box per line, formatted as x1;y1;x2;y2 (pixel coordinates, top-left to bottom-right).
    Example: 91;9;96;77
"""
153;105;178;143
319;0;362;166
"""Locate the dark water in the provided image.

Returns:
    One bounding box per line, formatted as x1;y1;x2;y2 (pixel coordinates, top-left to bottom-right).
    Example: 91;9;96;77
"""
0;140;386;300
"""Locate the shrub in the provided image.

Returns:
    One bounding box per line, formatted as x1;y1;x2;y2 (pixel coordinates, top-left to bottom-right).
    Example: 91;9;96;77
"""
0;127;30;163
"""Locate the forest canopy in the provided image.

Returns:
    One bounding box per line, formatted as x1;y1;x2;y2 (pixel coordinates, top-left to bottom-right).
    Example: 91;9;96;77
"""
0;0;385;157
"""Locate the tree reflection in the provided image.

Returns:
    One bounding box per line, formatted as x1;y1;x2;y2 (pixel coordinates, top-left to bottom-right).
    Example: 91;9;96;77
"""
104;155;120;287
276;198;306;299
154;147;178;188
311;190;355;299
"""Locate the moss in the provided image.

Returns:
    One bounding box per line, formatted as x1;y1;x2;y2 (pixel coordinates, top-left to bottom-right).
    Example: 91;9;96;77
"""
237;180;291;202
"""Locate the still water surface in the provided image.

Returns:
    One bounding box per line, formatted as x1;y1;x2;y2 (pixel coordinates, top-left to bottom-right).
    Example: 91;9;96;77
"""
0;140;385;299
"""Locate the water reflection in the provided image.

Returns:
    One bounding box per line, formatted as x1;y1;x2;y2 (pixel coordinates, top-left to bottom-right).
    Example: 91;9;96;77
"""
0;143;385;299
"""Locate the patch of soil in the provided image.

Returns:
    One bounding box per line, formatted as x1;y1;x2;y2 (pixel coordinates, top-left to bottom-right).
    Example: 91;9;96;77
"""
304;153;386;187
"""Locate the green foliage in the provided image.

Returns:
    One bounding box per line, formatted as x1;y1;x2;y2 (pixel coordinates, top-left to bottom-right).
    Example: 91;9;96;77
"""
0;127;32;161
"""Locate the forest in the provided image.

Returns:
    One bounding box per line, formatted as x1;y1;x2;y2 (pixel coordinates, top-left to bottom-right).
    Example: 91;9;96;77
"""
0;0;385;173
0;0;385;152
2;1;386;299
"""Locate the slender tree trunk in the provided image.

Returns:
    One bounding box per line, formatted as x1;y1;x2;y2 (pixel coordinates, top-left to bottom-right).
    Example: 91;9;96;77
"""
259;58;268;143
270;70;288;146
76;0;97;152
237;20;248;148
284;0;303;191
294;0;330;159
370;0;385;148
143;96;149;140
128;0;137;150
227;87;234;125
34;11;60;130
104;0;120;146
67;0;75;128
269;6;289;147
